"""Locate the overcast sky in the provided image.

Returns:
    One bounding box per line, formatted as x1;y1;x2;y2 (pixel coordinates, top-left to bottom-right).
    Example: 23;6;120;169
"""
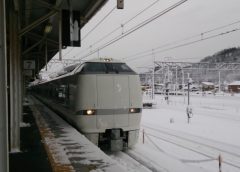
50;0;240;73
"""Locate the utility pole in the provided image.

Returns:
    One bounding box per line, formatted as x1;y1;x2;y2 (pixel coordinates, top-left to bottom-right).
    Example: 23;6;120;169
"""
167;65;170;83
182;68;184;89
166;65;170;104
187;73;191;105
152;67;155;100
218;71;221;92
186;76;193;124
188;81;190;105
182;68;185;103
175;66;178;95
152;49;155;100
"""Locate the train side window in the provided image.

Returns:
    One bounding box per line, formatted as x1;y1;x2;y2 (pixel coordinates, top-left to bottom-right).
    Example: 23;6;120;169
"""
55;83;70;105
57;85;67;103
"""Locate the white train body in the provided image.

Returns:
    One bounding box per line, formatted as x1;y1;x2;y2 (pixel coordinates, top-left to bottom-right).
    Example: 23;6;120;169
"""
33;59;142;151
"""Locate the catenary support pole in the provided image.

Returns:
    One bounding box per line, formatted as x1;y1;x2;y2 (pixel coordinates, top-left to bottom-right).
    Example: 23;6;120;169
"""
187;82;190;105
175;66;178;95
152;67;155;100
218;71;221;92
0;0;9;171
187;73;190;105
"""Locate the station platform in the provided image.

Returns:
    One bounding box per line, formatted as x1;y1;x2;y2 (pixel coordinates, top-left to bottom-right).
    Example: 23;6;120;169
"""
9;96;126;172
9;101;52;172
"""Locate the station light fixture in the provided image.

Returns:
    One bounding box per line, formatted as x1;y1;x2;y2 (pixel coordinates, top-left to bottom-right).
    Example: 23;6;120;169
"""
44;23;53;34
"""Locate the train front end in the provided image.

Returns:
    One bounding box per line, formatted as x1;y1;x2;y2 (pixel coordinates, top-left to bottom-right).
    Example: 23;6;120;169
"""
74;59;142;151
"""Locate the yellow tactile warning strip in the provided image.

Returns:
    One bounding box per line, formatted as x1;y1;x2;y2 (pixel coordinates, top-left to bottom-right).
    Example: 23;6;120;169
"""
30;105;75;172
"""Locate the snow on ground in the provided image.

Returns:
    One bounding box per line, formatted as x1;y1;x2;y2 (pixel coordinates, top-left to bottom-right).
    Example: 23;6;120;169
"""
30;94;240;172
31;97;128;172
130;93;240;172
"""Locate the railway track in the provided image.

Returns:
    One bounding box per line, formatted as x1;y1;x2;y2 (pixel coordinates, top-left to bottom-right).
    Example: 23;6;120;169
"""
158;103;240;122
107;152;151;172
106;151;162;172
142;124;240;170
107;147;208;172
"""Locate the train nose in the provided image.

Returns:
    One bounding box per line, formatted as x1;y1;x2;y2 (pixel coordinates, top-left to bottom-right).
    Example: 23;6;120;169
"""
96;75;130;129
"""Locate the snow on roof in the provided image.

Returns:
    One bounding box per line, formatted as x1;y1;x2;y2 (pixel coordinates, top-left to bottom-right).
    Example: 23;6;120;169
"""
202;82;214;85
154;83;164;86
228;81;240;85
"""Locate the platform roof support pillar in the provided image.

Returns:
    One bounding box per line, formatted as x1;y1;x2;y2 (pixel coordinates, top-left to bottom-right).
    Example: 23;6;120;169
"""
9;1;21;152
45;40;48;71
0;0;9;171
59;10;62;61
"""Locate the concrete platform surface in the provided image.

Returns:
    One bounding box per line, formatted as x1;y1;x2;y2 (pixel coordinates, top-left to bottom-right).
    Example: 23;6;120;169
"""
9;104;52;172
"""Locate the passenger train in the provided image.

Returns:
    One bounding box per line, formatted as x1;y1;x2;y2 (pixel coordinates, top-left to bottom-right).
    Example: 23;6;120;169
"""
32;58;142;151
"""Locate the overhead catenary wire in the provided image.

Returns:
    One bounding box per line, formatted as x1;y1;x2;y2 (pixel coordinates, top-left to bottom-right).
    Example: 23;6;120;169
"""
71;0;161;58
123;0;161;26
123;19;240;60
202;19;240;35
127;27;240;62
89;0;161;48
81;5;116;42
55;1;240;68
62;47;74;57
78;0;189;61
64;5;116;59
64;5;117;59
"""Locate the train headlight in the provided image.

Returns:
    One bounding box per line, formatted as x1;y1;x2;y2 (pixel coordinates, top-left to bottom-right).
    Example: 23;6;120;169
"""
86;109;95;115
129;108;135;113
129;108;141;113
77;110;96;115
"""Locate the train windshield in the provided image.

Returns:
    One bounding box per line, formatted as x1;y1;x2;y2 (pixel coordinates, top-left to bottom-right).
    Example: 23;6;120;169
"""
78;62;136;74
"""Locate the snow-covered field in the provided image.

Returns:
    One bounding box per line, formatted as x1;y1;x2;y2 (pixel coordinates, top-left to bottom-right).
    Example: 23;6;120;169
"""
116;94;240;172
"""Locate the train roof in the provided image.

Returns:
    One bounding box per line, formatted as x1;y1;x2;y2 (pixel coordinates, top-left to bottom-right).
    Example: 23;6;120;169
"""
32;58;134;85
54;58;124;77
85;58;123;63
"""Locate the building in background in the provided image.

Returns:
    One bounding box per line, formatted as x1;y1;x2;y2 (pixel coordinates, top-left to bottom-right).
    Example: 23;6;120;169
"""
228;81;240;93
201;82;215;91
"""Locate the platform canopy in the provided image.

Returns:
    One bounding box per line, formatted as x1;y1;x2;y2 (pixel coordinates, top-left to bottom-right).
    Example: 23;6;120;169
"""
17;0;108;74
